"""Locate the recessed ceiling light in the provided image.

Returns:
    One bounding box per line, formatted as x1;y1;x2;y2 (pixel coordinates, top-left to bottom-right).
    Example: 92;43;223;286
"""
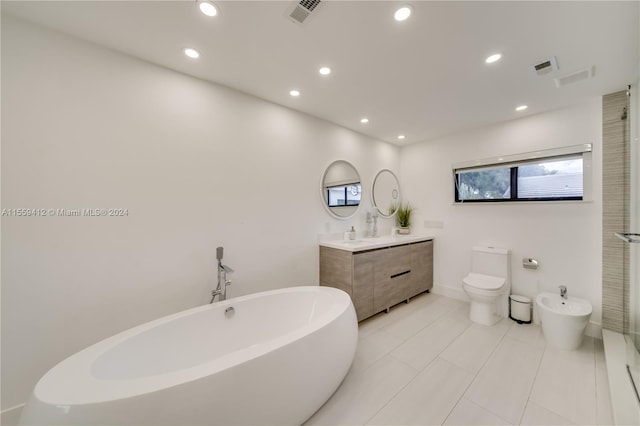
515;105;528;111
289;89;300;97
184;48;200;59
319;67;331;75
394;6;412;21
485;53;502;64
397;135;406;140
360;118;369;124
198;1;218;17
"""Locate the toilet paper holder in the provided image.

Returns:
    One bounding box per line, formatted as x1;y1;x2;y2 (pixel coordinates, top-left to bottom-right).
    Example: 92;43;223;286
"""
523;258;539;270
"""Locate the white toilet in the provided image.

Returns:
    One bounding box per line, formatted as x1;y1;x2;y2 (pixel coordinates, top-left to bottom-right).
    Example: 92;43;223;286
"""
462;246;511;326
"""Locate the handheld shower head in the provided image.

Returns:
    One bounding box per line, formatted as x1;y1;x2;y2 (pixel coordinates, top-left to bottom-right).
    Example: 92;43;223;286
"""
216;246;224;262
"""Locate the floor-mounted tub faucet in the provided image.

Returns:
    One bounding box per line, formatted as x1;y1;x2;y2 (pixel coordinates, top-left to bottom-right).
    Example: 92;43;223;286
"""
559;285;567;299
210;246;234;303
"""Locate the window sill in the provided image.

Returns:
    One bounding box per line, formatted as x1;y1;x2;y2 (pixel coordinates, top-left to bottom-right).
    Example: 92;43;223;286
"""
452;199;594;205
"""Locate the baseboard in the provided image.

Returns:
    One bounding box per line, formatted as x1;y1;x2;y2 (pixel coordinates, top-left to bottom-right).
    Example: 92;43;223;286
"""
431;284;469;302
1;404;24;426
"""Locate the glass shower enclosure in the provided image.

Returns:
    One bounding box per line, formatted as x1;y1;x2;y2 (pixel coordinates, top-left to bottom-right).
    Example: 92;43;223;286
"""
622;82;640;403
619;232;640;402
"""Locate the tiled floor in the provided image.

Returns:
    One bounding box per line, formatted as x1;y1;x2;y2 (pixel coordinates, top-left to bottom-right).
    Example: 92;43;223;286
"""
305;293;614;426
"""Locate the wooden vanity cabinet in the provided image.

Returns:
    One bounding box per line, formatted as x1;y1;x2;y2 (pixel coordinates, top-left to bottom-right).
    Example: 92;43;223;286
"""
408;241;434;297
320;240;433;322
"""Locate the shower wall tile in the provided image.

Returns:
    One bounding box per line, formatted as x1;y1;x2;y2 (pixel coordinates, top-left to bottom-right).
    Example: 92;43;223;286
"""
602;90;630;333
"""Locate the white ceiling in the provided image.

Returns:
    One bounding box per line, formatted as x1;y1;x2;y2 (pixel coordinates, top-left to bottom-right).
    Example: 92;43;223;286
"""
3;1;639;145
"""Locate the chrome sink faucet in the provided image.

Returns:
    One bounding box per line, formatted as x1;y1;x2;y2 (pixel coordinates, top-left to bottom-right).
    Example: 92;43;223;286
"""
559;285;567;299
210;246;234;303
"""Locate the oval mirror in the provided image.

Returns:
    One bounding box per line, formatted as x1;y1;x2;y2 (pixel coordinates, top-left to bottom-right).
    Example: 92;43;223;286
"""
372;169;401;217
321;160;362;220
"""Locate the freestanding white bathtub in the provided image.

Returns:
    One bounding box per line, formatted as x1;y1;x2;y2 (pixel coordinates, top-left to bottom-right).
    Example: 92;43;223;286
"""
19;286;357;425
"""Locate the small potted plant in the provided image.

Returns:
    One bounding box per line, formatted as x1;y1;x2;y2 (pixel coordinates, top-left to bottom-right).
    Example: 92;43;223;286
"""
395;202;413;234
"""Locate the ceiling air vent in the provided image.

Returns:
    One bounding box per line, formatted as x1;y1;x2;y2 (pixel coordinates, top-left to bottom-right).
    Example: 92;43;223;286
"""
288;0;322;25
554;66;595;88
531;56;559;76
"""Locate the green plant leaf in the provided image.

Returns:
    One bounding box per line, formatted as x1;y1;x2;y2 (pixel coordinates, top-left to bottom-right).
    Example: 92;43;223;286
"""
395;202;413;227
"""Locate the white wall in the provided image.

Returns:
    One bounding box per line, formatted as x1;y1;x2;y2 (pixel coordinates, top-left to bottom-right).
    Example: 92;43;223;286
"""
0;16;400;414
400;99;603;327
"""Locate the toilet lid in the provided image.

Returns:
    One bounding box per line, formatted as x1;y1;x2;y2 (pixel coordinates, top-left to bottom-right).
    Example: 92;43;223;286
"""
463;272;506;290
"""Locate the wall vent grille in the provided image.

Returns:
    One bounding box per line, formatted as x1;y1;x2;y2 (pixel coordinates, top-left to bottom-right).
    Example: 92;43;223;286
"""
288;0;322;24
531;56;559;76
299;0;321;12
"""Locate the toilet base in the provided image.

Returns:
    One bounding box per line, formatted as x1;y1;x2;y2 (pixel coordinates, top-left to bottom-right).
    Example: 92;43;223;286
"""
469;301;502;326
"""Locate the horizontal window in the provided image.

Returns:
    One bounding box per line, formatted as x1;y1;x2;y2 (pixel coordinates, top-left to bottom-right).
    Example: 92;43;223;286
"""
453;145;592;203
327;184;361;207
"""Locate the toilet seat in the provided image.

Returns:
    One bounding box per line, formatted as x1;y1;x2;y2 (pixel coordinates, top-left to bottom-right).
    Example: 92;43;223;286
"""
463;272;505;291
463;246;510;326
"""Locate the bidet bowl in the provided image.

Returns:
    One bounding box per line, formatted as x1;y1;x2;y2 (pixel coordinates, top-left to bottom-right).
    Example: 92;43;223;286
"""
536;291;592;350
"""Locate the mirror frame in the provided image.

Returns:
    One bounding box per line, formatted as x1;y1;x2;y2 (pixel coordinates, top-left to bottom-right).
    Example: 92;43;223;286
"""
320;160;362;220
371;168;401;218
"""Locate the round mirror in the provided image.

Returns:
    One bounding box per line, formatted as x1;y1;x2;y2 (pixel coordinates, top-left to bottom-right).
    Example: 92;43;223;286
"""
321;160;362;220
372;169;401;217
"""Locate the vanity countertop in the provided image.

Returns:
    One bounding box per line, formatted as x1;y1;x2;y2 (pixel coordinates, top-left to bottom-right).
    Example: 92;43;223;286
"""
320;234;434;252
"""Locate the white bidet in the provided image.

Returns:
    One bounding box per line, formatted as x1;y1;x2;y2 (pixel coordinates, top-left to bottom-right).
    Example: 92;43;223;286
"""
536;291;592;350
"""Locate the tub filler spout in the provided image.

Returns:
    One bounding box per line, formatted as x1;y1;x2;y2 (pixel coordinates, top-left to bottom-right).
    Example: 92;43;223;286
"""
211;246;234;303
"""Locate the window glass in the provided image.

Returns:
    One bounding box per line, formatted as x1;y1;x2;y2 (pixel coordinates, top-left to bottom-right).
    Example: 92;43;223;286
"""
327;184;361;207
328;187;346;206
456;168;510;200
345;184;362;206
517;158;583;199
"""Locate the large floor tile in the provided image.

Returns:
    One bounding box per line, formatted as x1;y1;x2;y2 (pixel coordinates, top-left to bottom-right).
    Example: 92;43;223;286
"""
444;397;511;426
357;310;404;339
380;296;456;341
308;295;613;426
367;358;474;425
304;354;417;426
529;337;597;425
520;400;575;425
506;323;547;349
595;338;614;426
391;306;471;371
360;327;405;353
351;334;393;373
439;319;511;374
465;337;544;424
357;294;439;339
406;291;438;309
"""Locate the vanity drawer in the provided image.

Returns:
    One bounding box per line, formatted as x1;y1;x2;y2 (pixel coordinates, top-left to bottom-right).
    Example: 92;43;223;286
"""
320;240;433;321
373;245;411;312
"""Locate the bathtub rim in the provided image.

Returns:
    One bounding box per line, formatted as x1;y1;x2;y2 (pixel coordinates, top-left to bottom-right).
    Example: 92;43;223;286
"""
30;285;353;406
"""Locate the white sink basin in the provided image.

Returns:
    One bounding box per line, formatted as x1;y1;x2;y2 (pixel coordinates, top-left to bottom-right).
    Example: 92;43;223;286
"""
320;234;434;252
536;292;592;350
